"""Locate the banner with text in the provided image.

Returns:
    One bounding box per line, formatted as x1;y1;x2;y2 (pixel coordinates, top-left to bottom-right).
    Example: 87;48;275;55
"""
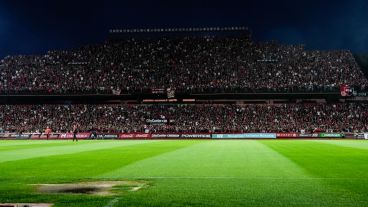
151;134;211;139
119;133;151;139
59;133;91;139
212;133;276;139
276;133;299;138
318;133;344;138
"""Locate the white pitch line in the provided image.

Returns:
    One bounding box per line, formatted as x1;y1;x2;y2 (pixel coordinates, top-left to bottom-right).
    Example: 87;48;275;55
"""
127;176;368;180
104;197;120;207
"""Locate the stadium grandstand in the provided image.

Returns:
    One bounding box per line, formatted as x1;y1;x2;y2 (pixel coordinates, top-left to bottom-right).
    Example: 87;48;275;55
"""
0;27;366;95
0;27;367;139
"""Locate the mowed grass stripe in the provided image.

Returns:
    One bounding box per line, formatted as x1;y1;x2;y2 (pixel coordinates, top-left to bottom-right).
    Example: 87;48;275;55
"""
262;140;368;178
115;177;356;207
101;140;311;179
262;140;368;204
0;140;154;163
0;140;68;147
0;140;198;183
311;139;368;150
0;142;78;152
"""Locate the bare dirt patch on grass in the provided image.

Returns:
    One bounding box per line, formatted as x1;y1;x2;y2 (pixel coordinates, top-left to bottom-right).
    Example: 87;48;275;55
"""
35;180;147;196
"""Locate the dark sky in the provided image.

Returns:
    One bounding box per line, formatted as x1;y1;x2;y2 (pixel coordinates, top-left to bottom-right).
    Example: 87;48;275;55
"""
0;0;367;58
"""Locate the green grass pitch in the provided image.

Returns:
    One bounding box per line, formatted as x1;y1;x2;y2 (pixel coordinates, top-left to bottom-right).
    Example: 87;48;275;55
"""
1;139;368;207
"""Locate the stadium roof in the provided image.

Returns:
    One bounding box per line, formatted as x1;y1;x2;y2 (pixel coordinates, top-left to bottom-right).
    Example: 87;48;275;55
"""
109;27;248;34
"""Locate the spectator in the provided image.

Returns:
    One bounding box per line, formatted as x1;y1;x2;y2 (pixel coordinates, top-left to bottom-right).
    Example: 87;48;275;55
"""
0;103;366;133
0;35;366;94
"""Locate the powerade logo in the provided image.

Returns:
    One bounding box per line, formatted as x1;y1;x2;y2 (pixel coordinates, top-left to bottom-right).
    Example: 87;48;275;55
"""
212;133;276;139
181;134;211;138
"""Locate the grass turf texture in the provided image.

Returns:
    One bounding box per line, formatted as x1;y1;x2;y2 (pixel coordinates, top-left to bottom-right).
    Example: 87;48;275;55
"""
0;140;368;206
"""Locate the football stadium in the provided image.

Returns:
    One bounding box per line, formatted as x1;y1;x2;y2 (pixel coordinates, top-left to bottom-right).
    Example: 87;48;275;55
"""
1;1;368;207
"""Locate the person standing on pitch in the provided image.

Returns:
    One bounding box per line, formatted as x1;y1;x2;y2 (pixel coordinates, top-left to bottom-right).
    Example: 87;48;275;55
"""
72;124;79;142
45;126;52;140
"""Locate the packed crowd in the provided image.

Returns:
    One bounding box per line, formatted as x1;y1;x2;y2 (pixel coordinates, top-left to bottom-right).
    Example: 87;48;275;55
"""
0;104;366;133
0;34;367;94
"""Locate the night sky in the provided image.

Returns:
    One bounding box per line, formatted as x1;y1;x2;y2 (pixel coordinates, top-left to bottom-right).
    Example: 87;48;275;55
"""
0;0;367;58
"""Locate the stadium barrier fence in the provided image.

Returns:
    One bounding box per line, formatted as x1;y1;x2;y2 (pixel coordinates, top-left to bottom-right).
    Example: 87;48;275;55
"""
0;132;366;139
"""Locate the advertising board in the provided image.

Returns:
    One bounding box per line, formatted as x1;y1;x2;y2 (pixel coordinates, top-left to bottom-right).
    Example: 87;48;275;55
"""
212;133;276;139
